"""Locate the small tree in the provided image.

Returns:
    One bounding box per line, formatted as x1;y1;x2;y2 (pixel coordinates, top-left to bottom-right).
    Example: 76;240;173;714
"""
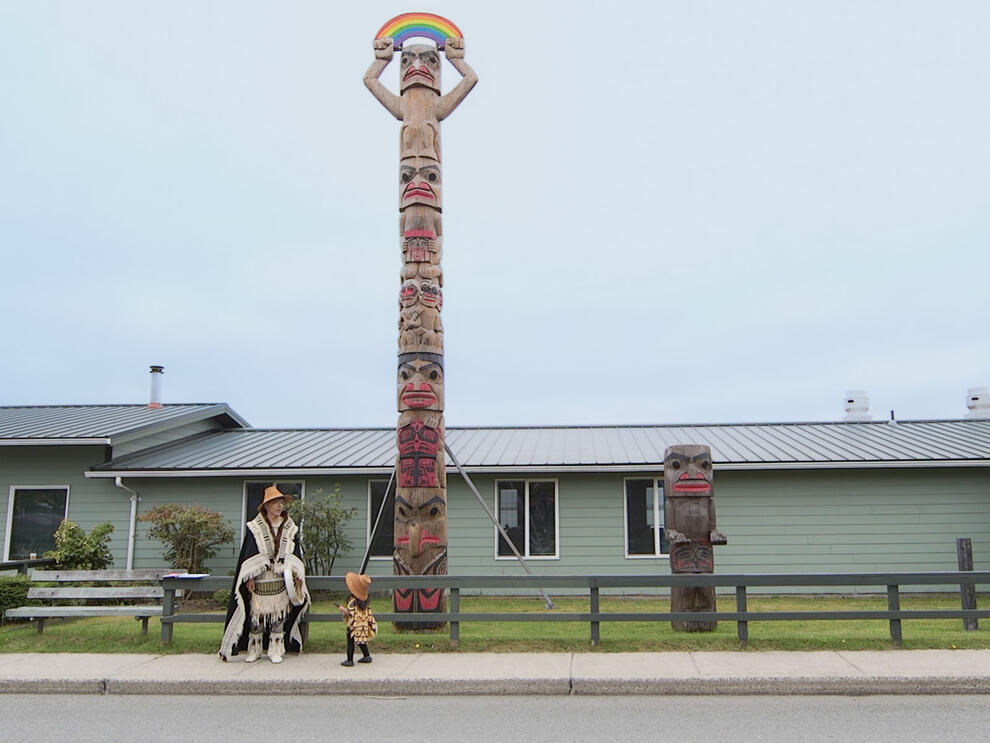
44;519;114;570
138;504;233;574
287;484;357;576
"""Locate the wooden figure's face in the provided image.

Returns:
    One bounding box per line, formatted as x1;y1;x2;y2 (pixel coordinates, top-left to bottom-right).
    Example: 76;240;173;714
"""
399;279;419;308
397;357;444;411
399;44;441;93
402;230;438;263
664;445;714;497
399;157;442;210
394;490;447;562
418;279;441;309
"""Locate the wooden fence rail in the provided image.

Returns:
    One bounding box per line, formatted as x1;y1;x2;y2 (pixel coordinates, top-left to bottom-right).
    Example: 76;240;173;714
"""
161;571;990;646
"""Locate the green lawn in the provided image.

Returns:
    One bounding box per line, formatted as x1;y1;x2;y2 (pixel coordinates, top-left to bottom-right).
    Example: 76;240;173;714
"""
1;594;987;654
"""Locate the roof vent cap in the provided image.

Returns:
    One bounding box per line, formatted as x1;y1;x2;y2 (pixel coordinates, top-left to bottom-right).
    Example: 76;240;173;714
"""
843;390;872;421
965;386;990;419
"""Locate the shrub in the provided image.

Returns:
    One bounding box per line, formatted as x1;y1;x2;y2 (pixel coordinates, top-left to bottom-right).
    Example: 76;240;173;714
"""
138;504;234;574
286;484;357;576
212;588;231;608
43;519;114;570
0;575;36;618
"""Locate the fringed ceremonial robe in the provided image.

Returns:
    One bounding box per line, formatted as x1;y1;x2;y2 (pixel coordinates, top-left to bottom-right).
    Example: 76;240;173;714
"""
218;513;310;660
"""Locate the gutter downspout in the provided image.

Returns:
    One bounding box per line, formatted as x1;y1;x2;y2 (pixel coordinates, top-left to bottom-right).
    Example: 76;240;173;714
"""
115;477;139;570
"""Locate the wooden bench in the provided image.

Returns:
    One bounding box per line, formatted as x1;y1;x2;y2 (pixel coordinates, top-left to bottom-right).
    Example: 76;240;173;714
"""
4;569;169;634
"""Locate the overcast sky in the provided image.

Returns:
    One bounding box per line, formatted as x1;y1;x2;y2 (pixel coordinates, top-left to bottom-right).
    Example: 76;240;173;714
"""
2;1;988;428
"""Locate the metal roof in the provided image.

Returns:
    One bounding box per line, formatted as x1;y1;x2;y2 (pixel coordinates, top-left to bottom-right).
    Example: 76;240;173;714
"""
88;419;990;477
0;404;248;444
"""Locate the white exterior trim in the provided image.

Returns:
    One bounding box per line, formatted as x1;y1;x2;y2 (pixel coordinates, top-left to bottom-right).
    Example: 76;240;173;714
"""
84;459;990;479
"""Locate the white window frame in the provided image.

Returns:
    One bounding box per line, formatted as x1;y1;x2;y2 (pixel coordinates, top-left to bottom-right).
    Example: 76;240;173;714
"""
493;479;560;560
623;476;667;559
240;480;305;544
4;485;70;562
367;479;394;560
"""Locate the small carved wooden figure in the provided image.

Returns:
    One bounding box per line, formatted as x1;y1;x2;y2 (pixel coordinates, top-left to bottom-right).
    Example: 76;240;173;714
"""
664;445;727;632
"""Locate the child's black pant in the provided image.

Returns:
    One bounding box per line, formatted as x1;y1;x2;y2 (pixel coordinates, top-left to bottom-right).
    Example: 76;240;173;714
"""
346;631;370;661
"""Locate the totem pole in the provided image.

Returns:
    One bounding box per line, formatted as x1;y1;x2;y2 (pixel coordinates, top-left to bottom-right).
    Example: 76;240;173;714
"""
364;13;477;627
664;445;727;631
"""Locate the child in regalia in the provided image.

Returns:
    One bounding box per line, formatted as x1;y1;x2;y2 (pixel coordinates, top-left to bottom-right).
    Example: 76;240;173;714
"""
337;571;376;666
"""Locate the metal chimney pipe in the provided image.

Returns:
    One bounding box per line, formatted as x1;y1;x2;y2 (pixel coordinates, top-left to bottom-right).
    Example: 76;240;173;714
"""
149;365;164;408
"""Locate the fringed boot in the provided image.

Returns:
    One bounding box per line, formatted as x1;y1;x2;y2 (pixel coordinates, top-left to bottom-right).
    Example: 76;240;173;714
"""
245;631;264;663
268;631;285;664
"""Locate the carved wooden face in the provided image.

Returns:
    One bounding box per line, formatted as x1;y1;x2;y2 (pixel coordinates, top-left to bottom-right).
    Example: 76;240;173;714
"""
402;230;438;263
418;279;441;309
664;445;714;497
394;490;447;561
399;279;419;308
397;357;444;411
399;158;442;210
399;44;441;93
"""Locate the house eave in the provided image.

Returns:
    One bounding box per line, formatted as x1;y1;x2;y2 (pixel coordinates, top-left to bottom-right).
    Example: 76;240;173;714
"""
84;459;990;479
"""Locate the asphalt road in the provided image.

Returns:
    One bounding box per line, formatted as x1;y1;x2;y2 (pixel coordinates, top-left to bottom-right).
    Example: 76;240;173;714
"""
2;694;989;742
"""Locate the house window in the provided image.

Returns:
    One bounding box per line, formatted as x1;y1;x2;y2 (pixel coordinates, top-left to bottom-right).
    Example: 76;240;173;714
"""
495;480;558;559
624;478;667;557
4;486;69;561
243;481;304;523
368;479;395;558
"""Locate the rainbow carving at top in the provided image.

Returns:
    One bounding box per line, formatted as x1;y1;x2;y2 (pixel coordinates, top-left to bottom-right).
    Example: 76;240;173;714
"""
375;12;462;50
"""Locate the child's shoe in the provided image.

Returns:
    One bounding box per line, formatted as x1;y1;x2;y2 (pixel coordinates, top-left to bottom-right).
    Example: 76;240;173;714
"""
358;655;373;663
340;659;354;667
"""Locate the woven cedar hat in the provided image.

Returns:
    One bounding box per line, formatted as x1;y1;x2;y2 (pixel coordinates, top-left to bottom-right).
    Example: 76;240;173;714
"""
258;485;291;513
345;571;372;601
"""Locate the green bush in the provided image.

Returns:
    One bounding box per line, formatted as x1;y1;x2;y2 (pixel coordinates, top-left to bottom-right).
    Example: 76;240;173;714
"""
0;575;36;618
213;589;231;608
44;519;114;570
286;484;357;576
138;504;234;574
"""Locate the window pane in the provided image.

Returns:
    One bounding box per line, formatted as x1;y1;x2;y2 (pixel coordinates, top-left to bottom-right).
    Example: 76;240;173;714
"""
245;481;302;520
9;488;68;559
369;480;395;557
625;479;655;555
497;481;524;557
528;481;556;556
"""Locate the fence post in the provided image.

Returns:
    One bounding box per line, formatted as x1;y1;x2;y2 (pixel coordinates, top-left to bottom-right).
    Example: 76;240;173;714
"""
957;538;978;631
735;585;748;644
450;587;460;649
886;584;902;644
590;584;600;647
161;584;175;645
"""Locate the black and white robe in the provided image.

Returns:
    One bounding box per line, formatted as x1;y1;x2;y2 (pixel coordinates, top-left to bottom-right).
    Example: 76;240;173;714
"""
219;513;310;660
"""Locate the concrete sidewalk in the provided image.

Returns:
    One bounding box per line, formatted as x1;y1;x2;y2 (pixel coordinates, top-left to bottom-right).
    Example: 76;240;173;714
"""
1;650;988;695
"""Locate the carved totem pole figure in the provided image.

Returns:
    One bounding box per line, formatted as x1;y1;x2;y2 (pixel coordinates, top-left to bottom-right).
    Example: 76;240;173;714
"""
364;13;477;627
664;445;727;632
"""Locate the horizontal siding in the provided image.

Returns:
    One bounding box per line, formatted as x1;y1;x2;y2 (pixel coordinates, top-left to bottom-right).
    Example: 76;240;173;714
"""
3;446;988;596
0;446;132;564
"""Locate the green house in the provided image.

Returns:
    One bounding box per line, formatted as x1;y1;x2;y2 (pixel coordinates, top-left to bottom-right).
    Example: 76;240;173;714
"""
2;404;988;591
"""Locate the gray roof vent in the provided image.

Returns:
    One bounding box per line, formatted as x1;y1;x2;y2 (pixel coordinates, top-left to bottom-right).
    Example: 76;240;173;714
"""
843;390;872;421
965;387;990;419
